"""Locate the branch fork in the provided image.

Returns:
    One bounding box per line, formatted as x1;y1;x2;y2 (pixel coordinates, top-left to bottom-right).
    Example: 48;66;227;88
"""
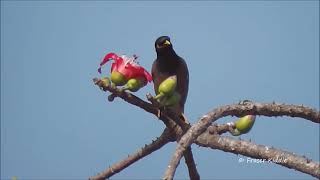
92;77;320;180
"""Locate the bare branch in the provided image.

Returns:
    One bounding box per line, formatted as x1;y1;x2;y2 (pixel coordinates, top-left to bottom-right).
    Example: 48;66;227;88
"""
93;78;157;117
93;78;200;179
183;146;200;180
89;128;174;180
93;78;320;179
207;123;235;135
196;132;320;178
164;102;320;180
93;78;186;135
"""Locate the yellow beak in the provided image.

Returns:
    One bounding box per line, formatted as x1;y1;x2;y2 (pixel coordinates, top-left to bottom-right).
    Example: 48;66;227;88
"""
164;40;171;46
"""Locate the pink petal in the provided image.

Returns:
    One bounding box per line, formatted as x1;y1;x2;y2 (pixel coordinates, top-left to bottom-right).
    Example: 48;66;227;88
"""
99;53;152;84
122;62;152;83
98;52;122;74
143;70;153;82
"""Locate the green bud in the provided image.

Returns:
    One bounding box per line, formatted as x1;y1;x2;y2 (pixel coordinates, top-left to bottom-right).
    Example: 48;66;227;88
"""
100;77;110;87
231;129;241;136
154;92;165;101
125;78;145;92
164;92;181;107
235;115;256;135
158;75;177;96
110;71;127;86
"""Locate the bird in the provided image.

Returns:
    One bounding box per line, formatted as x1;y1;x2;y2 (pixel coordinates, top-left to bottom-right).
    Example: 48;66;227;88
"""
151;36;189;123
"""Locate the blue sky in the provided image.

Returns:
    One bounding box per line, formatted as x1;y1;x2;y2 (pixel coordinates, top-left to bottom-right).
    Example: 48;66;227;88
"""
1;1;319;179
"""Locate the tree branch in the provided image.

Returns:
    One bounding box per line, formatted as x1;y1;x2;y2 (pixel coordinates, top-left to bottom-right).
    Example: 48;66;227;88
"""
93;78;187;135
183;146;200;180
93;78;200;179
89;128;174;180
163;102;320;180
196;132;320;178
92;77;320;179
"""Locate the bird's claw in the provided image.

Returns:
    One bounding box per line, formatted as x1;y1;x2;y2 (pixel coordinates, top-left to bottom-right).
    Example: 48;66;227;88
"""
157;109;161;119
146;93;154;101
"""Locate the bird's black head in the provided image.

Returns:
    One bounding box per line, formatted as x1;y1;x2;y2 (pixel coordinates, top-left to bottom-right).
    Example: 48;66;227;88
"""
155;36;176;56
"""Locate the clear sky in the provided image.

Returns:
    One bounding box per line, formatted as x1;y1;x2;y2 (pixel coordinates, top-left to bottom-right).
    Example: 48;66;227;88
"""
1;1;319;179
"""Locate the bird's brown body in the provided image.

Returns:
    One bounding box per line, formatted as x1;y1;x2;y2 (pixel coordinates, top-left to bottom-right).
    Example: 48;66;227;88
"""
152;36;189;114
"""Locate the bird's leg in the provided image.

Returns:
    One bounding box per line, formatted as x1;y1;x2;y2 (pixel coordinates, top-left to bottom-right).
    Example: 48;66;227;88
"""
156;96;169;119
179;113;190;125
157;106;167;119
146;93;162;118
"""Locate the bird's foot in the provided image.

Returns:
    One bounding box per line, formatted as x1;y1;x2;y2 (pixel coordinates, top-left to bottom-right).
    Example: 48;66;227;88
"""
146;93;154;101
146;93;162;118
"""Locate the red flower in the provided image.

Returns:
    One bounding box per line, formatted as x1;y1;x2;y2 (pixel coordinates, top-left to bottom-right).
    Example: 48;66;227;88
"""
98;52;152;86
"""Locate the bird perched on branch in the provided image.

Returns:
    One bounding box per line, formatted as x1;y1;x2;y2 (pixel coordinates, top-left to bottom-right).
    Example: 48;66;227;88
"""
152;36;189;123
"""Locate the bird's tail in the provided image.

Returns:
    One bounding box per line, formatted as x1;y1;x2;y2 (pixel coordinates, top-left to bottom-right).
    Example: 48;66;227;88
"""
169;105;189;124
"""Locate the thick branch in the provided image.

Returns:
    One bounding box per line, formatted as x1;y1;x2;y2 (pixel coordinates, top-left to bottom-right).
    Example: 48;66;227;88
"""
196;132;320;178
164;102;320;180
93;78;200;179
145;92;201;180
207;123;235;135
93;78;320;179
89;128;174;180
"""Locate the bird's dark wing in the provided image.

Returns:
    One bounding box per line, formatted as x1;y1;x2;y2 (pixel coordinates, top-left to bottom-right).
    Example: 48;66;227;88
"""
152;56;189;114
151;59;170;95
176;57;189;113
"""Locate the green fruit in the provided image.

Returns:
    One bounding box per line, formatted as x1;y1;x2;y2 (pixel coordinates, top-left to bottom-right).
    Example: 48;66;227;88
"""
235;115;256;134
100;77;110;87
154;92;165;101
123;78;147;92
158;75;177;96
126;79;140;92
231;129;241;136
111;71;127;86
164;92;181;106
125;78;143;92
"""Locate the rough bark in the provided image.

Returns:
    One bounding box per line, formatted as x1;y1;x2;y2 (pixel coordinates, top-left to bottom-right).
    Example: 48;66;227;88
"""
89;128;173;180
92;77;320;180
196;133;320;178
163;102;320;180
